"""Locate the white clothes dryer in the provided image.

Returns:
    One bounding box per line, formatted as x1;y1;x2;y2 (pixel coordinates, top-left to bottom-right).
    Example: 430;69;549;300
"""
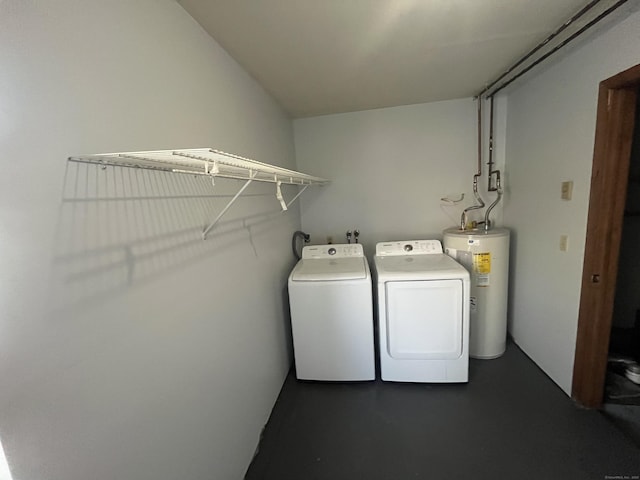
374;240;470;383
288;244;375;381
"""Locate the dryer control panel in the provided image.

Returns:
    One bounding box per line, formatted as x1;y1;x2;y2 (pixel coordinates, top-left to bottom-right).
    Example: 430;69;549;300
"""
376;240;443;256
302;243;364;259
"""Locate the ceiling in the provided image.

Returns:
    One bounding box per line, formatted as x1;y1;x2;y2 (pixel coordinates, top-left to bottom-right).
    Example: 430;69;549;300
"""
177;0;593;118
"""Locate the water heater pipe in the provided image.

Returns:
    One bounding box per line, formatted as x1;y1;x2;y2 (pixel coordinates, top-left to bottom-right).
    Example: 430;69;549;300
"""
484;95;503;231
487;96;500;192
460;97;486;230
484;177;503;231
480;0;628;97
467;1;630;230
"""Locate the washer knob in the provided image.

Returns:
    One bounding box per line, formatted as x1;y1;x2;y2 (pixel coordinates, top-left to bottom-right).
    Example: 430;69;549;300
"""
404;244;413;252
328;247;337;255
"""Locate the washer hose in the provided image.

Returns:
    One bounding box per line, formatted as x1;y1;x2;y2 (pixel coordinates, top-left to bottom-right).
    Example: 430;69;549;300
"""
292;231;310;260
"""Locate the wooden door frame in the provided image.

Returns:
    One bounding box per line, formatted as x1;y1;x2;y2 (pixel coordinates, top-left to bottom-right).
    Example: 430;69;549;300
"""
572;63;640;408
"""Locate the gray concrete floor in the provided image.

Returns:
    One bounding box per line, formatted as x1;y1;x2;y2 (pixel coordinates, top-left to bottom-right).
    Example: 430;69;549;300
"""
245;342;640;480
604;403;640;447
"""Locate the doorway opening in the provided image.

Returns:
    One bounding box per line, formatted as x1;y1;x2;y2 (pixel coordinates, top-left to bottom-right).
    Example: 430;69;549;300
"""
572;64;640;412
602;92;640;446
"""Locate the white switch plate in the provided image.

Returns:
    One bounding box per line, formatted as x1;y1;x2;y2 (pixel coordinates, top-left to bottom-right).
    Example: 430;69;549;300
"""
561;181;573;200
560;235;569;252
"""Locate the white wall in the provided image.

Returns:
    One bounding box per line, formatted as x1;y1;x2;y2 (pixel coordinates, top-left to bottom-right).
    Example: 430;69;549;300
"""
294;98;506;255
0;1;300;479
503;9;640;394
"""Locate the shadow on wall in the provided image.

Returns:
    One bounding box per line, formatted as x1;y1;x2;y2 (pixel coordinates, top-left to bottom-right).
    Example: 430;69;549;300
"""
49;161;290;313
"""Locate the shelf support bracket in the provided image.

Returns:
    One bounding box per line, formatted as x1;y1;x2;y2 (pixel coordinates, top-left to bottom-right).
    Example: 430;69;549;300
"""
202;170;257;239
285;184;309;209
275;179;287;211
205;160;219;187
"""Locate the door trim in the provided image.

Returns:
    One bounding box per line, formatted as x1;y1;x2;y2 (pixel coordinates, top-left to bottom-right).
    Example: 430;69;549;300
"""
572;64;640;408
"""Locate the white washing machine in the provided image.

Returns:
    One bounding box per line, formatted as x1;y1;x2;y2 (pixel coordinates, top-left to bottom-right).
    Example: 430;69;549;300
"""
288;244;375;381
374;240;470;383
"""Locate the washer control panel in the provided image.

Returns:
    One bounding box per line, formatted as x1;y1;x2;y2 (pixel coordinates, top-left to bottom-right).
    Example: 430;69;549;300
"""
375;240;443;256
302;244;364;259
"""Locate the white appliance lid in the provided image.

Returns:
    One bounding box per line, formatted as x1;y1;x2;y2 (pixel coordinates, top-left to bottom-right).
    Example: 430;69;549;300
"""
291;257;368;281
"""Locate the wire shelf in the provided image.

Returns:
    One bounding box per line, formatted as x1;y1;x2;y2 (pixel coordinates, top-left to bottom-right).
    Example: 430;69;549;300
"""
68;147;328;238
69;148;329;185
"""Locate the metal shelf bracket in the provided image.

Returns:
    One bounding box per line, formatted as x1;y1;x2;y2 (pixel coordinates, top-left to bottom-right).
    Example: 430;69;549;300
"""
285;185;309;209
205;159;219;186
276;178;287;211
203;170;257;239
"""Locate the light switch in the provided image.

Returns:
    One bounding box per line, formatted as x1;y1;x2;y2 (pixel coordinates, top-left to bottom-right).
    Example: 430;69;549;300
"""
560;235;569;252
561;181;573;200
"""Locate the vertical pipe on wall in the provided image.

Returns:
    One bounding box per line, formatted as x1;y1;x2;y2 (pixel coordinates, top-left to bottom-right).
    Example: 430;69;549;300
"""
460;97;486;230
487;95;502;193
484;95;503;230
477;95;483;177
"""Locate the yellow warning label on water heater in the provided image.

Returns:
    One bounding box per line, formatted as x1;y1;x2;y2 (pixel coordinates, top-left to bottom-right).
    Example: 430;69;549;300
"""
473;252;491;274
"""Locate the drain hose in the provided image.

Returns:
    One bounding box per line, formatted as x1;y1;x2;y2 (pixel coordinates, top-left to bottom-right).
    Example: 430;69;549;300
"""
292;231;310;260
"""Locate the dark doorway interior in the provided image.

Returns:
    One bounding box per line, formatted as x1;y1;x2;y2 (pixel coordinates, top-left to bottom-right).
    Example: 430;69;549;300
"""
604;94;640;444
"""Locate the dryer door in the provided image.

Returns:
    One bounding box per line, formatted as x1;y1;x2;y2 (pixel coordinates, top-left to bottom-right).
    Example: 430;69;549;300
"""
385;279;463;360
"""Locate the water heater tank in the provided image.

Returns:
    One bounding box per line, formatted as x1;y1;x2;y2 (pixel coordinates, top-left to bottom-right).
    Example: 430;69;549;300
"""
443;227;510;359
